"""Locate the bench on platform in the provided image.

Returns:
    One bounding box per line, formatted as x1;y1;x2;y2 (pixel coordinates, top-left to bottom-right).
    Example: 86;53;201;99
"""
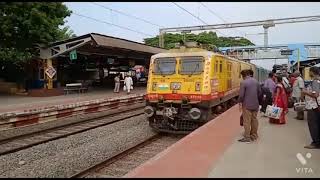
64;83;88;94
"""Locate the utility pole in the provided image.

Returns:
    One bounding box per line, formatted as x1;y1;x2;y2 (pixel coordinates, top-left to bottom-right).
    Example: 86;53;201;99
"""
297;48;300;71
262;22;275;48
280;49;294;73
159;30;164;48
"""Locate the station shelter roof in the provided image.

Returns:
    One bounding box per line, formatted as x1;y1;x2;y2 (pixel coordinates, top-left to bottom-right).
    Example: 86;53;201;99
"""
40;33;167;60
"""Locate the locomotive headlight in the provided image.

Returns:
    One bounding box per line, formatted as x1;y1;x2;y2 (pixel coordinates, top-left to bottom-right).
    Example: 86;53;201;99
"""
170;82;181;90
189;108;201;120
144;106;154;117
195;82;201;91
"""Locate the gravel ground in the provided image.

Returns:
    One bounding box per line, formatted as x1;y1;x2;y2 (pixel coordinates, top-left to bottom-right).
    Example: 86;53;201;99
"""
0;114;156;178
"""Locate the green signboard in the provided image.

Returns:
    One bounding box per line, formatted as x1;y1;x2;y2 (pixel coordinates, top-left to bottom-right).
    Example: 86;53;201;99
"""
69;50;77;60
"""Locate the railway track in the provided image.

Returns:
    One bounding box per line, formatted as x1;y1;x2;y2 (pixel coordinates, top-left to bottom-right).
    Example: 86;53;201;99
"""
0;105;145;156
70;133;184;178
69;101;235;178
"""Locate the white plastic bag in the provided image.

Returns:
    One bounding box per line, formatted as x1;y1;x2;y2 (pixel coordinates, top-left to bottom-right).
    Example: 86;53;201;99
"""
123;85;127;91
294;101;306;112
130;85;133;90
265;105;283;119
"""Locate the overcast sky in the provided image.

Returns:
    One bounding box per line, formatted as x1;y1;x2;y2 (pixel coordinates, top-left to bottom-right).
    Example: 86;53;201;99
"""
64;2;320;69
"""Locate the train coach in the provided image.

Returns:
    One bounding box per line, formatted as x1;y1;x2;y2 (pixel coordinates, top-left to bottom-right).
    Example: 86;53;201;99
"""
144;43;269;134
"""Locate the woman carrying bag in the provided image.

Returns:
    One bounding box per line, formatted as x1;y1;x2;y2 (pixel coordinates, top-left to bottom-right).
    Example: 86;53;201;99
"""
123;75;133;94
269;75;288;124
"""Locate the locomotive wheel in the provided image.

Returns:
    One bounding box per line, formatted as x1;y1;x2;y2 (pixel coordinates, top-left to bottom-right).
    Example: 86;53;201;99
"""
214;105;223;114
231;98;238;106
200;108;213;122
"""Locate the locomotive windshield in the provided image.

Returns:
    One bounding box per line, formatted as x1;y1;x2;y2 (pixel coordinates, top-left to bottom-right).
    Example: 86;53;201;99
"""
179;56;204;75
153;58;176;75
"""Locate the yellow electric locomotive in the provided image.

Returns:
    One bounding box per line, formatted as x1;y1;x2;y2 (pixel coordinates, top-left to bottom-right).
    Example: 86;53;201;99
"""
144;43;261;134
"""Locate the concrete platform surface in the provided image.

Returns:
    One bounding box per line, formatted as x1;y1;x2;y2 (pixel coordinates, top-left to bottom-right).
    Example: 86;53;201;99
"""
126;106;320;178
208;109;320;178
125;105;242;178
0;87;145;113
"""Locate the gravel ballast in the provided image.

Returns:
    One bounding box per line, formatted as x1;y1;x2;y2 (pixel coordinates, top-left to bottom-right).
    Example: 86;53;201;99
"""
0;115;156;178
0;103;144;141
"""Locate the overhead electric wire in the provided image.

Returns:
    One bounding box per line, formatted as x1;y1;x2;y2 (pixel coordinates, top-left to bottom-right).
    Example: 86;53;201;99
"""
199;2;246;37
91;2;164;28
172;2;228;36
199;2;228;23
72;12;153;37
172;2;208;25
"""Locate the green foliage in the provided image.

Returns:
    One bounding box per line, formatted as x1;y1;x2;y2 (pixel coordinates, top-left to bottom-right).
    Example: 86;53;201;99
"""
0;2;74;63
144;31;255;50
59;26;77;40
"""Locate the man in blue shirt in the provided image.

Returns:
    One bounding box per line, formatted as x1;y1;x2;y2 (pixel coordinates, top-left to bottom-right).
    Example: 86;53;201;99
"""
264;72;276;97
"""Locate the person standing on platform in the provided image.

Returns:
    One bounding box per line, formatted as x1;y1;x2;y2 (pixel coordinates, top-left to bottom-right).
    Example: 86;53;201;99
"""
289;73;296;87
260;72;276;115
114;74;120;93
129;75;134;91
264;72;276;97
260;83;273;114
99;65;104;86
124;75;133;94
269;75;288;124
302;66;320;149
292;70;305;120
238;70;261;143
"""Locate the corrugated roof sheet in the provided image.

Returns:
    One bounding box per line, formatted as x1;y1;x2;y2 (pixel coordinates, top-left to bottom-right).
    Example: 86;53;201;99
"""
47;33;166;54
90;33;165;54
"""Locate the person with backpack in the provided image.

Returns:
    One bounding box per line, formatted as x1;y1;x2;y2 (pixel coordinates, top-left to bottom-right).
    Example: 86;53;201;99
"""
269;75;288;124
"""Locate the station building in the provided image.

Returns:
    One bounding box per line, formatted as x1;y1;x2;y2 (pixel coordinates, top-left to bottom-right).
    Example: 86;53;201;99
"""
22;33;166;96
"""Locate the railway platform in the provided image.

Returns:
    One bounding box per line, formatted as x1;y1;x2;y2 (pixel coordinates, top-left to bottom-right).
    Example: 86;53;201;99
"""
125;106;320;178
0;87;146;113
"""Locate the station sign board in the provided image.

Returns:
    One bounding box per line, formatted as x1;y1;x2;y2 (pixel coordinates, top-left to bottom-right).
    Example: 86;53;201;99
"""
69;50;77;60
280;49;293;56
45;66;56;79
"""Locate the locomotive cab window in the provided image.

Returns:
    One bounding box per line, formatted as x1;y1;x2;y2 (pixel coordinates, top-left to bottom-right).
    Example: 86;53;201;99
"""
214;60;218;73
219;60;223;73
153;57;176;75
179;56;204;75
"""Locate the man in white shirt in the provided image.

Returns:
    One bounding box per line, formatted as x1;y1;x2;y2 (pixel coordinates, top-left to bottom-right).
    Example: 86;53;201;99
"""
124;75;133;94
114;74;120;93
302;66;320;149
292;71;305;120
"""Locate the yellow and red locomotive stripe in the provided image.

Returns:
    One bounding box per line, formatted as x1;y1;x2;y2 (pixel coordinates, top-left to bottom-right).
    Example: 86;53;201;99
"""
146;88;240;102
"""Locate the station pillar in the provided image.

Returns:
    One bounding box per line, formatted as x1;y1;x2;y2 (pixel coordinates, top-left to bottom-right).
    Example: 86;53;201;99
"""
44;59;54;90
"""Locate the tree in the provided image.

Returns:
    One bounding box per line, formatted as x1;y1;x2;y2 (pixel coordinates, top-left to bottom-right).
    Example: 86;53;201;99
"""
0;2;74;82
59;26;77;40
144;31;254;50
0;2;75;83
